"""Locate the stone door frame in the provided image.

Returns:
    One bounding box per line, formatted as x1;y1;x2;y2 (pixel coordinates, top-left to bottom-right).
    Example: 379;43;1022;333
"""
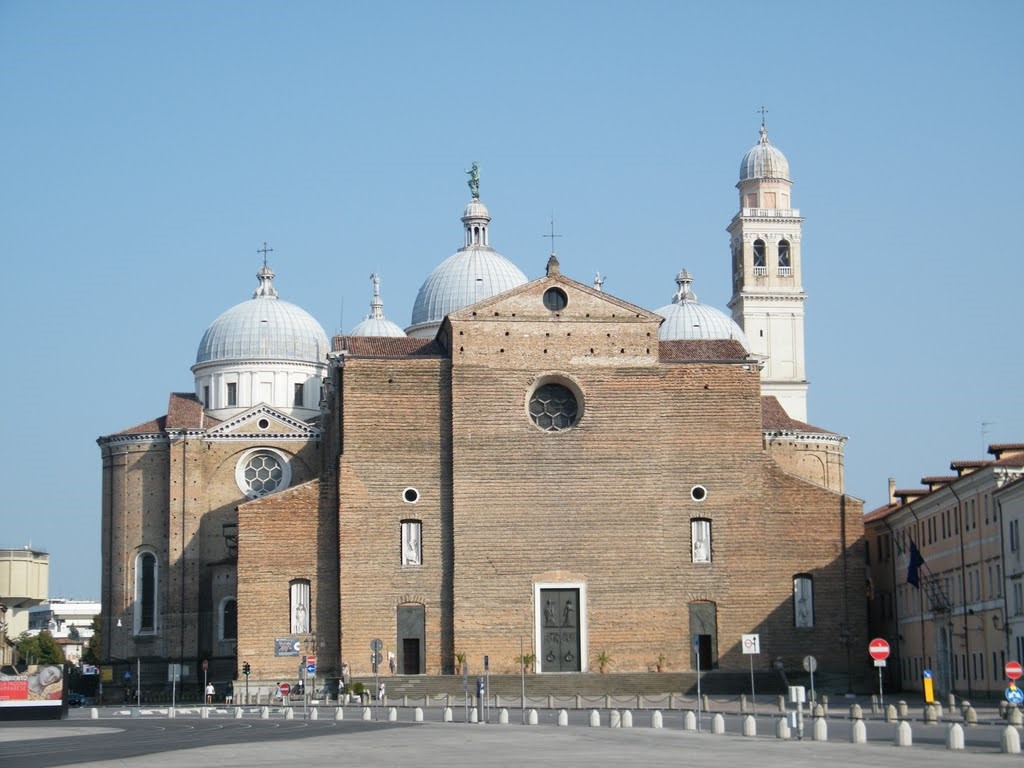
534;581;588;674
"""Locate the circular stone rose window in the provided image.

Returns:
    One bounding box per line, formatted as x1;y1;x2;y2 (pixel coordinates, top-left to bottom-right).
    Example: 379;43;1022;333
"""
528;381;581;432
235;448;292;499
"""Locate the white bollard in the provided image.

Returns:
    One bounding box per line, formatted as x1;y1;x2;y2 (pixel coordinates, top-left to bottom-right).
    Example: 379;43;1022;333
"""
335;707;344;721
651;710;663;728
684;710;697;731
89;708;99;719
812;717;827;741
443;707;453;722
469;707;478;723
558;709;568;726
499;708;509;725
590;709;601;727
200;707;209;719
388;707;397;722
776;716;790;740
1003;725;1022;754
742;715;756;737
1010;707;1023;727
234;707;242;719
849;703;862;720
923;704;937;724
260;706;269;719
897;700;909;719
851;720;866;744
711;713;725;734
528;709;538;725
622;710;633;728
361;707;371;721
946;722;965;750
895;720;912;747
414;707;423;722
310;708;318;720
885;704;897;723
609;710;621;728
131;707;140;719
966;706;978;726
285;708;294;720
167;708;175;719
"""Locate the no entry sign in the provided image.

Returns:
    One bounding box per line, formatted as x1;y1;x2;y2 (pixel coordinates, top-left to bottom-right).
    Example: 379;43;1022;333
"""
279;683;291;697
1007;661;1023;680
869;638;891;661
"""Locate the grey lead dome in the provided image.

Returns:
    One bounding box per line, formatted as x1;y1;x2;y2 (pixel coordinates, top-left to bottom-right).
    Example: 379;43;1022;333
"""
655;270;750;351
739;125;790;182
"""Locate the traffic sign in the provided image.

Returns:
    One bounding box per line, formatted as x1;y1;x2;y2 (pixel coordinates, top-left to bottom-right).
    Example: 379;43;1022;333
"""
202;659;208;672
869;638;891;660
1007;661;1023;680
742;634;760;655
280;683;291;697
1007;686;1024;706
923;669;932;679
372;652;383;665
371;638;383;652
306;663;316;675
803;655;817;673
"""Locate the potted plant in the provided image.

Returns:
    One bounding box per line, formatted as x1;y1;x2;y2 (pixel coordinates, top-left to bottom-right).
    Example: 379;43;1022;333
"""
656;654;667;672
517;653;536;673
595;651;613;674
454;651;467;675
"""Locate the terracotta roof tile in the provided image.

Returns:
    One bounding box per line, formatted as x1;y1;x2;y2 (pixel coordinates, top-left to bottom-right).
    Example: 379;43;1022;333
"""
114;415;167;436
951;460;989;469
993;454;1024;468
990;443;1024;459
166;392;219;430
332;336;445;357
658;339;748;361
921;475;957;488
894;488;929;502
864;503;901;523
760;395;832;435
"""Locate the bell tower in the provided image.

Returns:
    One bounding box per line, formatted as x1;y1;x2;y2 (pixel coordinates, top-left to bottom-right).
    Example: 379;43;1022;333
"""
728;121;808;421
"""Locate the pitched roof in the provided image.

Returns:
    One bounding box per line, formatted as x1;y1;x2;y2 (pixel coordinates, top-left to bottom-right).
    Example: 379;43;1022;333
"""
990;443;1024;459
111;393;219;437
864;502;902;523
332;336;444;357
760;396;832;435
658;338;748;361
114;415;167;436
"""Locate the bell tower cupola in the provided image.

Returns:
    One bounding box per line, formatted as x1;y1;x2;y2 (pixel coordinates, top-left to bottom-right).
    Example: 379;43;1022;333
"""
728;118;808;421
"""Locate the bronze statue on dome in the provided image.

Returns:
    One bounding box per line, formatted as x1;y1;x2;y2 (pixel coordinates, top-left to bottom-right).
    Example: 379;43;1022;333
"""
465;162;480;198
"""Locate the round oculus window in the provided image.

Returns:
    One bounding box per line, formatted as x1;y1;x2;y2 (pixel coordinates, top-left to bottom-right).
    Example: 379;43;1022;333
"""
403;487;420;504
257;418;270;430
529;382;580;432
691;485;707;502
235;448;292;499
542;287;568;311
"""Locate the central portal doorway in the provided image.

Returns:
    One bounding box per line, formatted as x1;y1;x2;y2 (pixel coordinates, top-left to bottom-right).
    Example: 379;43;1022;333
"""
539;587;582;672
397;604;425;674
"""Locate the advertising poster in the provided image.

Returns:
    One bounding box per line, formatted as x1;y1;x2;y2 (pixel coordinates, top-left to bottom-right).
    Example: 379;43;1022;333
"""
0;665;65;719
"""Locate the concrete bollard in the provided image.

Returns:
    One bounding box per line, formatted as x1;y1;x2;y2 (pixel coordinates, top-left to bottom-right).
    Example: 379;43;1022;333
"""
966;706;978;726
961;700;971;716
547;695;553;710
895;720;912;747
822;694;829;717
651;710;663;728
924;704;937;724
812;703;824;718
849;703;863;720
604;694;612;709
413;707;422;722
742;715;756;737
740;693;747;714
1003;725;1022;754
622;710;633;728
897;700;908;719
310;708;318;721
1001;702;1009;719
260;706;269;719
812;717;827;741
167;708;175;719
1010;707;1023;727
469;707;478;724
200;707;209;719
130;707;140;719
361;707;371;721
684;710;697;731
775;716;790;740
234;707;242;719
285;708;294;720
89;708;99;719
335;707;344;721
885;704;897;723
946;722;965;750
935;702;944;718
777;695;786;713
589;709;600;727
528;709;538;726
498;708;509;725
947;692;956;710
609;710;621;728
702;694;710;712
711;713;725;734
576;694;582;710
443;707;452;722
388;707;398;722
557;709;568;726
851;719;866;744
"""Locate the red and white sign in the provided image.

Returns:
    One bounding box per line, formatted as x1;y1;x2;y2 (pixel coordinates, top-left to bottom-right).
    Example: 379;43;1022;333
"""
306;656;317;667
869;638;891;661
279;683;291;697
1007;661;1023;680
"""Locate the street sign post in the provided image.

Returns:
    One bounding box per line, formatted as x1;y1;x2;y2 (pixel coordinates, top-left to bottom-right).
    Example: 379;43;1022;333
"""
280;682;291;697
1007;685;1024;706
869;638;891;708
694;634;702;732
371;639;382;721
1007;661;1023;681
923;669;935;703
802;655;817;702
741;634;760;715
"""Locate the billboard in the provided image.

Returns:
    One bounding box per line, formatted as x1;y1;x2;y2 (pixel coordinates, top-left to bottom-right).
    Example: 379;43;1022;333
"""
0;665;65;719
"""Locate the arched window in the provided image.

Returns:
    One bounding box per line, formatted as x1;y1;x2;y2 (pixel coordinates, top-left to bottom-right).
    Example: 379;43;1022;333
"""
778;239;791;274
220;597;238;641
134;551;158;635
290;579;310;634
793;574;814;628
401;520;422;566
690;518;711;563
753;239;766;274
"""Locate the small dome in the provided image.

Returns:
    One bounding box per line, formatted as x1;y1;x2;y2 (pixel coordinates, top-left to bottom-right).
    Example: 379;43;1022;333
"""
656;270;750;351
195;265;329;366
739;125;790;182
350;274;406;337
463;198;490;220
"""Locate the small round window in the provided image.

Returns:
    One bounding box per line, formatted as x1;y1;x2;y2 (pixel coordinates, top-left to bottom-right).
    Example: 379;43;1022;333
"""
235;448;292;499
543;287;568;311
691;485;707;502
257;418;270;430
403;488;420;504
529;382;580;432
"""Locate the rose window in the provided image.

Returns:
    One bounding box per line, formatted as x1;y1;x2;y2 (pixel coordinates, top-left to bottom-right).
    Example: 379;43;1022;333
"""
242;453;284;497
529;383;579;432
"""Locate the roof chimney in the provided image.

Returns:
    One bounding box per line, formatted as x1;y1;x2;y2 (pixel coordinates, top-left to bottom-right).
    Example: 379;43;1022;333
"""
888;477;896;505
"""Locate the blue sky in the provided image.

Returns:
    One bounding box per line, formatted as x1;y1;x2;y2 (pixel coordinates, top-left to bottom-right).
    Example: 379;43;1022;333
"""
2;1;1021;598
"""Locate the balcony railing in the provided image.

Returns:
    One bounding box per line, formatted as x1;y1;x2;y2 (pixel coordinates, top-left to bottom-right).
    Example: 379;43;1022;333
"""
778;266;793;277
742;207;800;218
753;266;768;276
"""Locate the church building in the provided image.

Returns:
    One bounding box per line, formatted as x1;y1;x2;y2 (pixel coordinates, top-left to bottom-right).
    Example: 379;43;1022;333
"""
98;125;865;690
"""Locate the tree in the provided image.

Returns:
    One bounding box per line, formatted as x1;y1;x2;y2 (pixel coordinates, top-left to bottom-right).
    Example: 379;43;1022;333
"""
82;615;101;665
16;630;65;666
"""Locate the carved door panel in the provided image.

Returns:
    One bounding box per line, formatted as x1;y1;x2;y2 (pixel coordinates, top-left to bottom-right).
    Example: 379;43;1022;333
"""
540;588;580;672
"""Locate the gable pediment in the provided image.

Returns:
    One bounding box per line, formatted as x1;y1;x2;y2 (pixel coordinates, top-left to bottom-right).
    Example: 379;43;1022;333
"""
204;405;320;441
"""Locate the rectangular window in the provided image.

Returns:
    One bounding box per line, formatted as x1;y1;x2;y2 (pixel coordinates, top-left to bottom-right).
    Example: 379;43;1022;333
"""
984;496;990;525
745;193;757;208
290;580;310;634
1012;520;1020;552
793;575;814;628
954;653;959;680
293;382;304;407
227;382;237;407
1015;582;1023;616
203;385;210;406
998;564;1003;597
691;519;711;563
401;520;422;566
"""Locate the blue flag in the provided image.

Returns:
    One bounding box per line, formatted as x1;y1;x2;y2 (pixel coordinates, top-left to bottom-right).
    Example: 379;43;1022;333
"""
907;540;925;588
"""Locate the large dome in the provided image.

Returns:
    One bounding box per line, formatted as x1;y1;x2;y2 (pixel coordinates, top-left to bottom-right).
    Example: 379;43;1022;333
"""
407;196;528;335
656;270;750;351
195;265;329;366
739;125;790;182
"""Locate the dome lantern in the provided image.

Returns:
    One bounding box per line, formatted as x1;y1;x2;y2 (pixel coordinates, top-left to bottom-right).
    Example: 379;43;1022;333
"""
349;274;406;337
656;269;750;351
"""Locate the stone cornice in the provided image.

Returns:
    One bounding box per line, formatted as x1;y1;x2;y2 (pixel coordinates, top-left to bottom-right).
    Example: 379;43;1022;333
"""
764;429;847;446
